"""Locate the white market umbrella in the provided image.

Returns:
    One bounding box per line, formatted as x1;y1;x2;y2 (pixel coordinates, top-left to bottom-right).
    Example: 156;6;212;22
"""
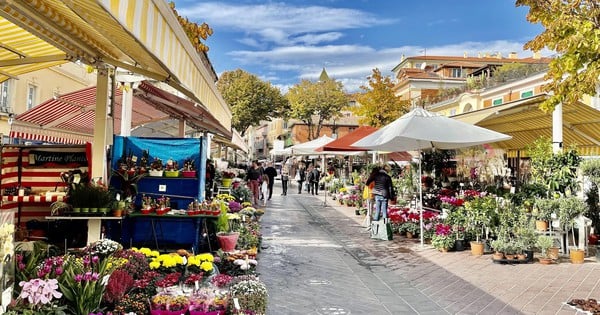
290;135;336;155
352;107;512;246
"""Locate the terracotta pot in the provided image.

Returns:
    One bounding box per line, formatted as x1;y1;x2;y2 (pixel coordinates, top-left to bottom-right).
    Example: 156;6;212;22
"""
516;253;527;260
470;241;484;256
113;209;123;217
535;220;549;231
216;232;239;252
492;252;504;260
504;254;516;260
539;257;554;265
548;247;560;260
570;249;585;264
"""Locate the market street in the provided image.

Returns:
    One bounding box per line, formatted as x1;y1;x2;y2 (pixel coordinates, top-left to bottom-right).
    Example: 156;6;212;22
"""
258;184;600;315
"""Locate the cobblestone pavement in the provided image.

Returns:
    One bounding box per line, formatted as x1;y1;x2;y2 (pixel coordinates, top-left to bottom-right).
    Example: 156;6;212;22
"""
257;184;600;315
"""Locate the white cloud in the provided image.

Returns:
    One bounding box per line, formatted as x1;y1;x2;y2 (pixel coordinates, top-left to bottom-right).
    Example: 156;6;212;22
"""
177;2;395;46
292;32;344;45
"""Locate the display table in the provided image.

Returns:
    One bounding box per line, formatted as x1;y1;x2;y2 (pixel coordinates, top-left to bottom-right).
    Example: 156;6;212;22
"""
127;212;218;253
45;216;124;245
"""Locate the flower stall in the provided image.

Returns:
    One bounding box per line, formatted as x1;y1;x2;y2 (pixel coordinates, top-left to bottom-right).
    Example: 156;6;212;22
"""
7;193;268;314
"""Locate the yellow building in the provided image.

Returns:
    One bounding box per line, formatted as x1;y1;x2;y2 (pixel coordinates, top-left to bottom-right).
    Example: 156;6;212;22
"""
0;63;96;142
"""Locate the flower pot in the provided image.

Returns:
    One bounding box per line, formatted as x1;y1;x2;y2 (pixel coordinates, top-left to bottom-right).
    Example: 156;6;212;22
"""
89;207;98;213
539;257;554;265
535;220;549;231
72;207;81;213
113;209;123;217
492;252;504;260
454;239;466;251
570;249;585;264
98;207;110;215
182;170;197;178
406;232;416;239
504;253;516;260
164;170;180;178
470;241;484;256
149;170;164;177
81;207;90;213
221;178;233;187
216;232;239;252
516;253;527;261
548;247;560;260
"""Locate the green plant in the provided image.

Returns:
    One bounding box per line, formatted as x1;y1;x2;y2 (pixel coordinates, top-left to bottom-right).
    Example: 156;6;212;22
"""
490;238;507;253
533;198;558;221
527;137;581;195
216;201;230;233
536;235;555;258
431;234;455;250
558;196;588;250
464;195;497;242
231;185;252;203
228;279;268;314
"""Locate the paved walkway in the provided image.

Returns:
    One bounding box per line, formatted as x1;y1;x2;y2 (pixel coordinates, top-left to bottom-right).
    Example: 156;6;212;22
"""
257;184;600;315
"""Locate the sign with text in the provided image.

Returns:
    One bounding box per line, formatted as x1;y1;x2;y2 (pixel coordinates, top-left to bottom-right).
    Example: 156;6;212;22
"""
28;150;88;168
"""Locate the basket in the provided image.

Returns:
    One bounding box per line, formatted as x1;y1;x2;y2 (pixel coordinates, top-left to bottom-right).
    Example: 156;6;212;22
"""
164;170;180;178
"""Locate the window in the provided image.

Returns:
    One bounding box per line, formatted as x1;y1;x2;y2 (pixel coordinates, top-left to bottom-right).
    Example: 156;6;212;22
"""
520;90;534;99
0;81;9;107
463;103;473;113
451;68;462;78
492;98;503;106
27;84;37;109
414;63;422;69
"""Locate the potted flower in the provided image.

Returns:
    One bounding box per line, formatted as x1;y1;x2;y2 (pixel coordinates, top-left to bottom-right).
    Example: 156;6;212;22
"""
228;279;268;314
220;170;236;187
215;201;239;252
182;157;197;178
149;157;164;177
431;223;454;252
164;158;180;177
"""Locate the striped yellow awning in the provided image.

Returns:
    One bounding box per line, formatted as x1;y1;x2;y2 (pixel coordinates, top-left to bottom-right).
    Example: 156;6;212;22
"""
0;0;231;136
454;95;600;156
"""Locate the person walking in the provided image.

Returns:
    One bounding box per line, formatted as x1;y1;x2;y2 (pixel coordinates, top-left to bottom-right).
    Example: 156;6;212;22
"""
366;164;395;221
264;161;278;200
281;161;290;196
245;160;261;206
310;165;321;195
296;162;306;194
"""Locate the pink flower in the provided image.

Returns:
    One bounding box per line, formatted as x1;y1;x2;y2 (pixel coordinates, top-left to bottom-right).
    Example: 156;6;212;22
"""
74;274;83;282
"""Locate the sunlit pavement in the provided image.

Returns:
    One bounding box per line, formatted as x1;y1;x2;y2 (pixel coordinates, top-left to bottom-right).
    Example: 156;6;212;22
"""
257;183;600;314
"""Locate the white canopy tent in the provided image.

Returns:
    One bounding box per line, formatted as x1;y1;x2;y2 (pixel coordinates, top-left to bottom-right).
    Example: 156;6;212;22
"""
352;107;512;246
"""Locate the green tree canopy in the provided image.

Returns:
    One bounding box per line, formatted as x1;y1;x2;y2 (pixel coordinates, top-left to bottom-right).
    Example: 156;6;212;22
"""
287;78;347;140
351;68;409;127
217;69;289;134
517;0;600;112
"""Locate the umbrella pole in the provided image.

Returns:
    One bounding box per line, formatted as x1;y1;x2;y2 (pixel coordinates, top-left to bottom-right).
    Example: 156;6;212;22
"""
322;154;327;206
419;149;424;247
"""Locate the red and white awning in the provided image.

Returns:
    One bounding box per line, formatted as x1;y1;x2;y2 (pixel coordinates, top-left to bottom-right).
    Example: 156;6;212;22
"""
10;125;92;144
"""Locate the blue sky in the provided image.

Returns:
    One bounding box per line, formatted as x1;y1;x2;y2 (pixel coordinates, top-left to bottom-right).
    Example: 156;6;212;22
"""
174;0;545;93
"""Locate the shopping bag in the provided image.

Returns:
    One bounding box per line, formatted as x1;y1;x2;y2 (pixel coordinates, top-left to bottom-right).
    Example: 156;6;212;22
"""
370;219;393;241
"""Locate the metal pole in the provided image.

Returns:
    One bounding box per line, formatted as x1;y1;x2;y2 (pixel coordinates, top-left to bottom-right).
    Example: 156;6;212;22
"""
419;149;424;247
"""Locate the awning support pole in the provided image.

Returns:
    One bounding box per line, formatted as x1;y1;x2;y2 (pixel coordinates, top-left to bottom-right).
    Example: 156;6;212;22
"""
92;65;110;181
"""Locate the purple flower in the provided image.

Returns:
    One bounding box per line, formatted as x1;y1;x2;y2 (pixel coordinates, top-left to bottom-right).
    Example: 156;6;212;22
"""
54;266;63;276
92;255;99;264
83;255;91;266
91;272;99;281
19;278;62;306
83;271;92;281
18;262;25;270
74;274;83;282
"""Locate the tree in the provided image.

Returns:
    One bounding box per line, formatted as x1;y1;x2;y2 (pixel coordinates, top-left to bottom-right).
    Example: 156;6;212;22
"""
351;68;409;127
169;1;213;53
517;0;600;112
217;69;289;134
287;78;347;140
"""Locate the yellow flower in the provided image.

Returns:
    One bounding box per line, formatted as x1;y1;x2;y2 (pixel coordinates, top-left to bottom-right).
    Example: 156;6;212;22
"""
197;253;214;262
187;255;200;267
150;250;160;257
200;261;213;272
149;261;161;269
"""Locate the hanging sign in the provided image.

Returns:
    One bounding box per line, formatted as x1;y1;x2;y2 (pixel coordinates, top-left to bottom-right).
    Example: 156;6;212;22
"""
28;150;88;167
